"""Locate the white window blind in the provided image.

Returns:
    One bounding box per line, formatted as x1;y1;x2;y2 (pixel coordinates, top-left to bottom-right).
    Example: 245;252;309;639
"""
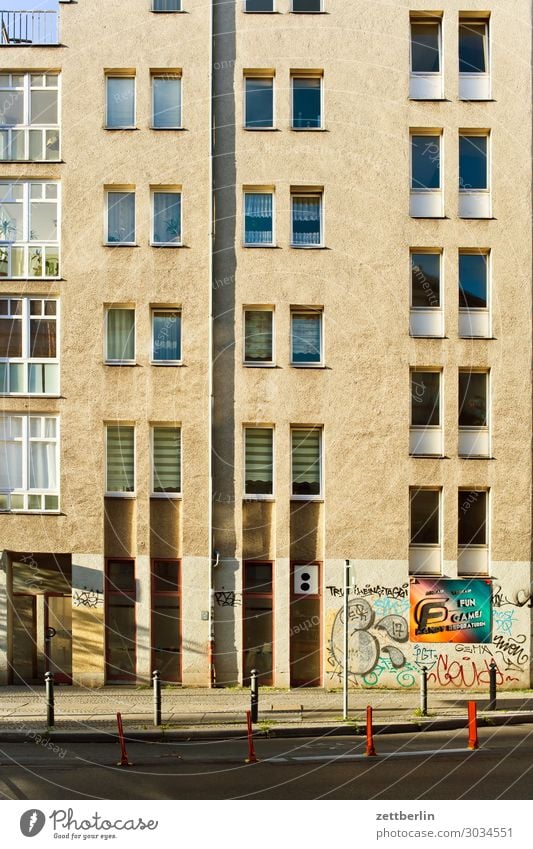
245;428;273;495
292;428;321;496
153;427;181;494
244;310;273;362
106;425;134;493
291;312;321;363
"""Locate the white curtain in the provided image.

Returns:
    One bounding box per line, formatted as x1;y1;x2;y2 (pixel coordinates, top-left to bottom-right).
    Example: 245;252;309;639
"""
107;309;134;361
29;440;56;489
245;311;272;361
245;193;273;244
292;196;321;245
292;313;321;362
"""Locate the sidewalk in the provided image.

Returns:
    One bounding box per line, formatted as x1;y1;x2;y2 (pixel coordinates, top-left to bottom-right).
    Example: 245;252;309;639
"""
1;686;533;740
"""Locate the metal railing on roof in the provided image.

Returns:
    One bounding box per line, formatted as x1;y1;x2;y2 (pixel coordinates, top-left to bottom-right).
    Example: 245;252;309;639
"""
0;10;59;45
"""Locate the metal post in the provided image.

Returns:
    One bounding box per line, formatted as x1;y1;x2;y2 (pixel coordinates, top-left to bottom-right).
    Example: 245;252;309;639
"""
45;671;54;727
343;559;349;720
420;666;428;716
250;668;259;723
488;660;497;711
153;669;161;727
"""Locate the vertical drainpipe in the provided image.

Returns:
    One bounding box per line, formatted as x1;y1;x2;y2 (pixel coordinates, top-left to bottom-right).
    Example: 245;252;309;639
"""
208;0;215;688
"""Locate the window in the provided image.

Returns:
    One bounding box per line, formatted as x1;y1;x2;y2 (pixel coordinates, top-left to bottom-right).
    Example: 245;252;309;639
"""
459;250;489;337
243;308;273;365
0;72;60;161
153;0;181;10
151;560;181;683
105;308;135;364
409;487;441;575
290;563;321;686
291;309;322;365
106;425;134;495
410;370;442;456
410;133;442;217
458;370;490;457
152;74;182;128
410;251;441;321
459;19;490;99
0;414;59;512
244;76;274;129
244;427;273;497
0;297;59;395
105;76;135;129
0;181;59;278
106;559;136;681
292;75;322;129
152;308;181;363
106;189;135;244
245;0;274;10
243;562;273;686
291;427;322;498
152;426;181;496
410;18;442;99
291;192;323;247
243;190;274;246
459;133;490;218
292;0;322;11
151;190;182;245
458;490;489;575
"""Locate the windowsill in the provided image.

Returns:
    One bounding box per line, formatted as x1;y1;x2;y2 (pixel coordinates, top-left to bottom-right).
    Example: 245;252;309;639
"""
0;277;62;282
291;495;324;502
409;453;445;459
290;245;327;250
104;243;139;247
243;127;278;132
150;360;184;366
150;242;184;248
150;493;182;500
243;495;275;502
104;127;138;131
104;493;136;499
291;127;326;132
290;362;325;368
104;361;137;367
243;361;276;367
151;9;187;12
0;159;63;164
150;126;186;131
410;334;446;339
459;336;493;340
243;243;278;248
0;393;61;398
0;509;61;515
458;455;493;460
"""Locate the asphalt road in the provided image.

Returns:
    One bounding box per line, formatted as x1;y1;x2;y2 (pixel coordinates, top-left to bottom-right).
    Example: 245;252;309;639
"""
0;724;532;800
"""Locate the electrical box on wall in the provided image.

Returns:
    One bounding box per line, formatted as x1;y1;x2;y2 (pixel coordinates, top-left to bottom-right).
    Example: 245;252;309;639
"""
294;563;319;596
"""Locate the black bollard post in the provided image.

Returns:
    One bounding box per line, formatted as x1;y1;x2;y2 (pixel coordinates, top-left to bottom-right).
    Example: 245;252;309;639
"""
153;670;161;727
488;660;497;711
45;671;55;727
420;666;428;716
250;668;259;724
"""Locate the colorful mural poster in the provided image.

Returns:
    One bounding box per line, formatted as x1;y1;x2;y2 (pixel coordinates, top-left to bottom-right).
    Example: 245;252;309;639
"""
410;578;492;643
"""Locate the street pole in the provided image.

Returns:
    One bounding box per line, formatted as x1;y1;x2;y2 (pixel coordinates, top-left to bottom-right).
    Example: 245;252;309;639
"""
343;559;349;720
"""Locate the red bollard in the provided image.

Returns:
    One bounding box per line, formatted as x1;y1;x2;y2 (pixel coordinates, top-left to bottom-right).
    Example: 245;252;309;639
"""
116;712;133;766
365;705;377;757
245;709;257;764
467;700;479;750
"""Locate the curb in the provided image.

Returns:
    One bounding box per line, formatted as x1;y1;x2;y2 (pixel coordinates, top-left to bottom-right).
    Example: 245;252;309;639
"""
0;711;531;743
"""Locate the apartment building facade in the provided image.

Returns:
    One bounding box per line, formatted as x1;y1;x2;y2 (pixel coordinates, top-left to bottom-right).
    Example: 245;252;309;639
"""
0;0;531;691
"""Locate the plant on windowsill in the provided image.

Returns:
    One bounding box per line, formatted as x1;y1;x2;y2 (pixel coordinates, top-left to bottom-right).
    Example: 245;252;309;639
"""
164;216;180;243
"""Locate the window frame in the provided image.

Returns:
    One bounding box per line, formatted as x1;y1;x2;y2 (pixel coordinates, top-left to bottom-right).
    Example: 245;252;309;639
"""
105;188;136;246
0;413;60;513
458;368;490;430
291;0;324;12
243;188;275;247
150;188;182;246
105;74;136;130
244;73;275;130
151;73;183;130
151;307;182;365
290;425;323;501
410;131;442;192
150;558;182;684
290;73;323;130
459;131;490;193
243;305;275;367
410;368;442;428
409;486;442;548
104;306;136;365
243;424;275;500
0;180;60;279
410;248;442;311
105;423;136;498
0;71;61;162
152;0;182;12
459;19;489;76
105;557;137;683
244;0;275;11
459;249;490;312
290;307;324;367
409;18;442;76
242;560;274;687
290;190;324;248
0;296;60;396
151;424;182;498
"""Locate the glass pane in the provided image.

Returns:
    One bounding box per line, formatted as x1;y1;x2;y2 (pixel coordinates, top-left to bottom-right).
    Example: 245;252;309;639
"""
245;428;273;495
28;363;59;394
30;90;58;125
0;202;22;240
29;417;41;437
106;425;135;492
459;253;487;309
153;427;181;493
44;246;59;276
290;597;320;686
106;78;135;128
0;316;22;356
292;428;321;495
0;438;22;488
0;130;8;160
459;372;487;427
152;192;181;243
10;493;23;509
29;440;57;489
106;599;136;679
11;130;25;161
292;196;321;245
244;562;272;594
244;310;273;362
293;0;321;10
152;600;180;681
30;202;57;240
27;494;41;509
45;129;60;160
245;0;273;9
459;23;487;73
245;78;273;129
459;136;487;190
11;246;25;277
30;184;43;200
411;253;440;308
0;492;8;509
411;135;440;189
152;77;181;128
45;184;57;199
410;489;440;544
244;596;273;685
107;559;135;591
44;417;56;438
292;313;321;363
29;129;43;160
292;78;321;128
0;364;6;393
153;0;181;8
411;371;440;426
29;247;43;277
152;311;181;361
152;560;179;592
411;23;440;73
244;193;273;244
0;90;24;126
107;192;135;243
30;316;56;357
458;491;487;545
44;494;58;510
8;363;24;392
106;309;135;361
